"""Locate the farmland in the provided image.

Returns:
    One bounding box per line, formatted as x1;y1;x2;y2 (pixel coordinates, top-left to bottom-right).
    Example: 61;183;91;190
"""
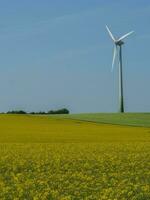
63;113;150;127
0;114;150;199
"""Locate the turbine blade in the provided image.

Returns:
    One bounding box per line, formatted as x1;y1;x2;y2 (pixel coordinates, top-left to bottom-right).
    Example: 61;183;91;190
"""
106;25;116;42
112;45;117;71
118;31;134;41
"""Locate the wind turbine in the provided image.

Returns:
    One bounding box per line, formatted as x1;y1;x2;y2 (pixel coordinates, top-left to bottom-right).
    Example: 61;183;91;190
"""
106;25;134;113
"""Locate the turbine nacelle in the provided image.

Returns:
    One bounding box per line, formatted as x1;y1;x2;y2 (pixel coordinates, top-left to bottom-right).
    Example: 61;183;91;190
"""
115;40;124;46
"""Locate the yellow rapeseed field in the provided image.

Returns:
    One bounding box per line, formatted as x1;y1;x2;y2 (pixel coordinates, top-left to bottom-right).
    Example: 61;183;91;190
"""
0;115;149;199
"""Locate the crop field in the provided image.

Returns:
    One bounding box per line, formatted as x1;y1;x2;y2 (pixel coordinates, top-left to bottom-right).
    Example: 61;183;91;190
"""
64;113;150;127
0;114;150;199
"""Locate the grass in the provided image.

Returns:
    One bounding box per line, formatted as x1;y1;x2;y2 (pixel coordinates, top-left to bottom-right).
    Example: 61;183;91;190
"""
0;114;150;199
61;113;150;127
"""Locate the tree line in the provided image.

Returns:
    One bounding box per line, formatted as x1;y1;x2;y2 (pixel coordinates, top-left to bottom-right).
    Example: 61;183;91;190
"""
6;108;69;115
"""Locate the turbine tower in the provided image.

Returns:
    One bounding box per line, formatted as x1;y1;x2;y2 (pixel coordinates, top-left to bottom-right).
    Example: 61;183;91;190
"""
106;26;134;113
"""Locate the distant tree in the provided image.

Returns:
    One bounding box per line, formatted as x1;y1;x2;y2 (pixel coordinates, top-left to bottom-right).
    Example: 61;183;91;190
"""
7;110;27;114
29;112;35;115
48;108;69;114
37;111;47;115
6;108;69;115
30;111;46;115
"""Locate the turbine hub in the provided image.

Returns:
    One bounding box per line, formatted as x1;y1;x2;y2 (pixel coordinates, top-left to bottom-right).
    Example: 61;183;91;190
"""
115;40;124;46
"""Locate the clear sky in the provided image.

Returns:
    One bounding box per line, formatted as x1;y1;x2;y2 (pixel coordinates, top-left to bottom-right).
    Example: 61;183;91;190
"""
0;0;150;113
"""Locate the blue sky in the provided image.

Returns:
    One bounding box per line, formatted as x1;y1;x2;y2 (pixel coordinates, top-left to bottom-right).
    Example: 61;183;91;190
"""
0;0;150;113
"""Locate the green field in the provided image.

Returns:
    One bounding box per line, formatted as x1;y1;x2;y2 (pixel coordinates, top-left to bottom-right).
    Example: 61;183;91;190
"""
63;113;150;127
0;114;150;199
